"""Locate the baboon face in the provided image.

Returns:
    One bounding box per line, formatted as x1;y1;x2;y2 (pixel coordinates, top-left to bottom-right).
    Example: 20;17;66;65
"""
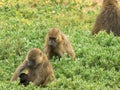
27;48;43;68
48;37;57;48
48;28;61;48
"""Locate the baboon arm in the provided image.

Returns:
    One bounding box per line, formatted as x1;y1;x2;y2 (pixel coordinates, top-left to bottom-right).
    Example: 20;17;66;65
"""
58;50;64;57
66;42;75;60
66;47;75;60
42;74;55;86
32;72;42;86
42;75;51;86
10;60;28;81
68;50;75;60
33;78;42;86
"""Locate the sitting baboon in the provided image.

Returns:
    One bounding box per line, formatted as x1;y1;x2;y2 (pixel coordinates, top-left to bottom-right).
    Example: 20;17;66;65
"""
10;48;55;86
92;0;120;36
44;28;75;60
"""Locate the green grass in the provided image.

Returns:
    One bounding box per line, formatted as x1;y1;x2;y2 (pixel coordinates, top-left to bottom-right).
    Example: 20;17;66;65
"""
0;0;120;90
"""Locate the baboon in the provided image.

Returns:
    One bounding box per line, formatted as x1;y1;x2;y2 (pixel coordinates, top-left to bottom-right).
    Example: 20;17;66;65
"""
19;73;29;86
44;28;75;60
10;48;55;86
92;0;120;36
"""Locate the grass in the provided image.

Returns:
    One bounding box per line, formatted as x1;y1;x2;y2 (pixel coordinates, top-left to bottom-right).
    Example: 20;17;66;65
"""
0;0;120;90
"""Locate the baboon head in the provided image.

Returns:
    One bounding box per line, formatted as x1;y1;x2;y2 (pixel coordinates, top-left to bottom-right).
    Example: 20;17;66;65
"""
47;28;62;48
27;48;44;68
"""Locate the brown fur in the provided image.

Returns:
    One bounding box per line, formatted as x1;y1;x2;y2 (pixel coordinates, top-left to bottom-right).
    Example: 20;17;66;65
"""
44;28;75;60
10;48;55;86
92;0;120;36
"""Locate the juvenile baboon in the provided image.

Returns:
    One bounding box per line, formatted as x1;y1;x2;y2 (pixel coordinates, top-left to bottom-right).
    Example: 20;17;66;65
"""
10;48;55;86
44;28;75;60
19;73;29;86
92;0;120;36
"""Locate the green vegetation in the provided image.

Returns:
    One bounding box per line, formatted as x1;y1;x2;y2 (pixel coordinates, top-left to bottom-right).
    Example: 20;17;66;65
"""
0;0;120;89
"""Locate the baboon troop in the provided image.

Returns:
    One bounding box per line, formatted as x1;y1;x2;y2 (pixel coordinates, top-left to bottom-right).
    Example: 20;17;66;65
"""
11;48;55;86
10;0;120;88
44;28;75;60
92;0;120;36
10;28;75;87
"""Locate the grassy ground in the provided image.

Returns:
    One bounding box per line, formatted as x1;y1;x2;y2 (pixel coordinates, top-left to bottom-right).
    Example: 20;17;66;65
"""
0;0;120;90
